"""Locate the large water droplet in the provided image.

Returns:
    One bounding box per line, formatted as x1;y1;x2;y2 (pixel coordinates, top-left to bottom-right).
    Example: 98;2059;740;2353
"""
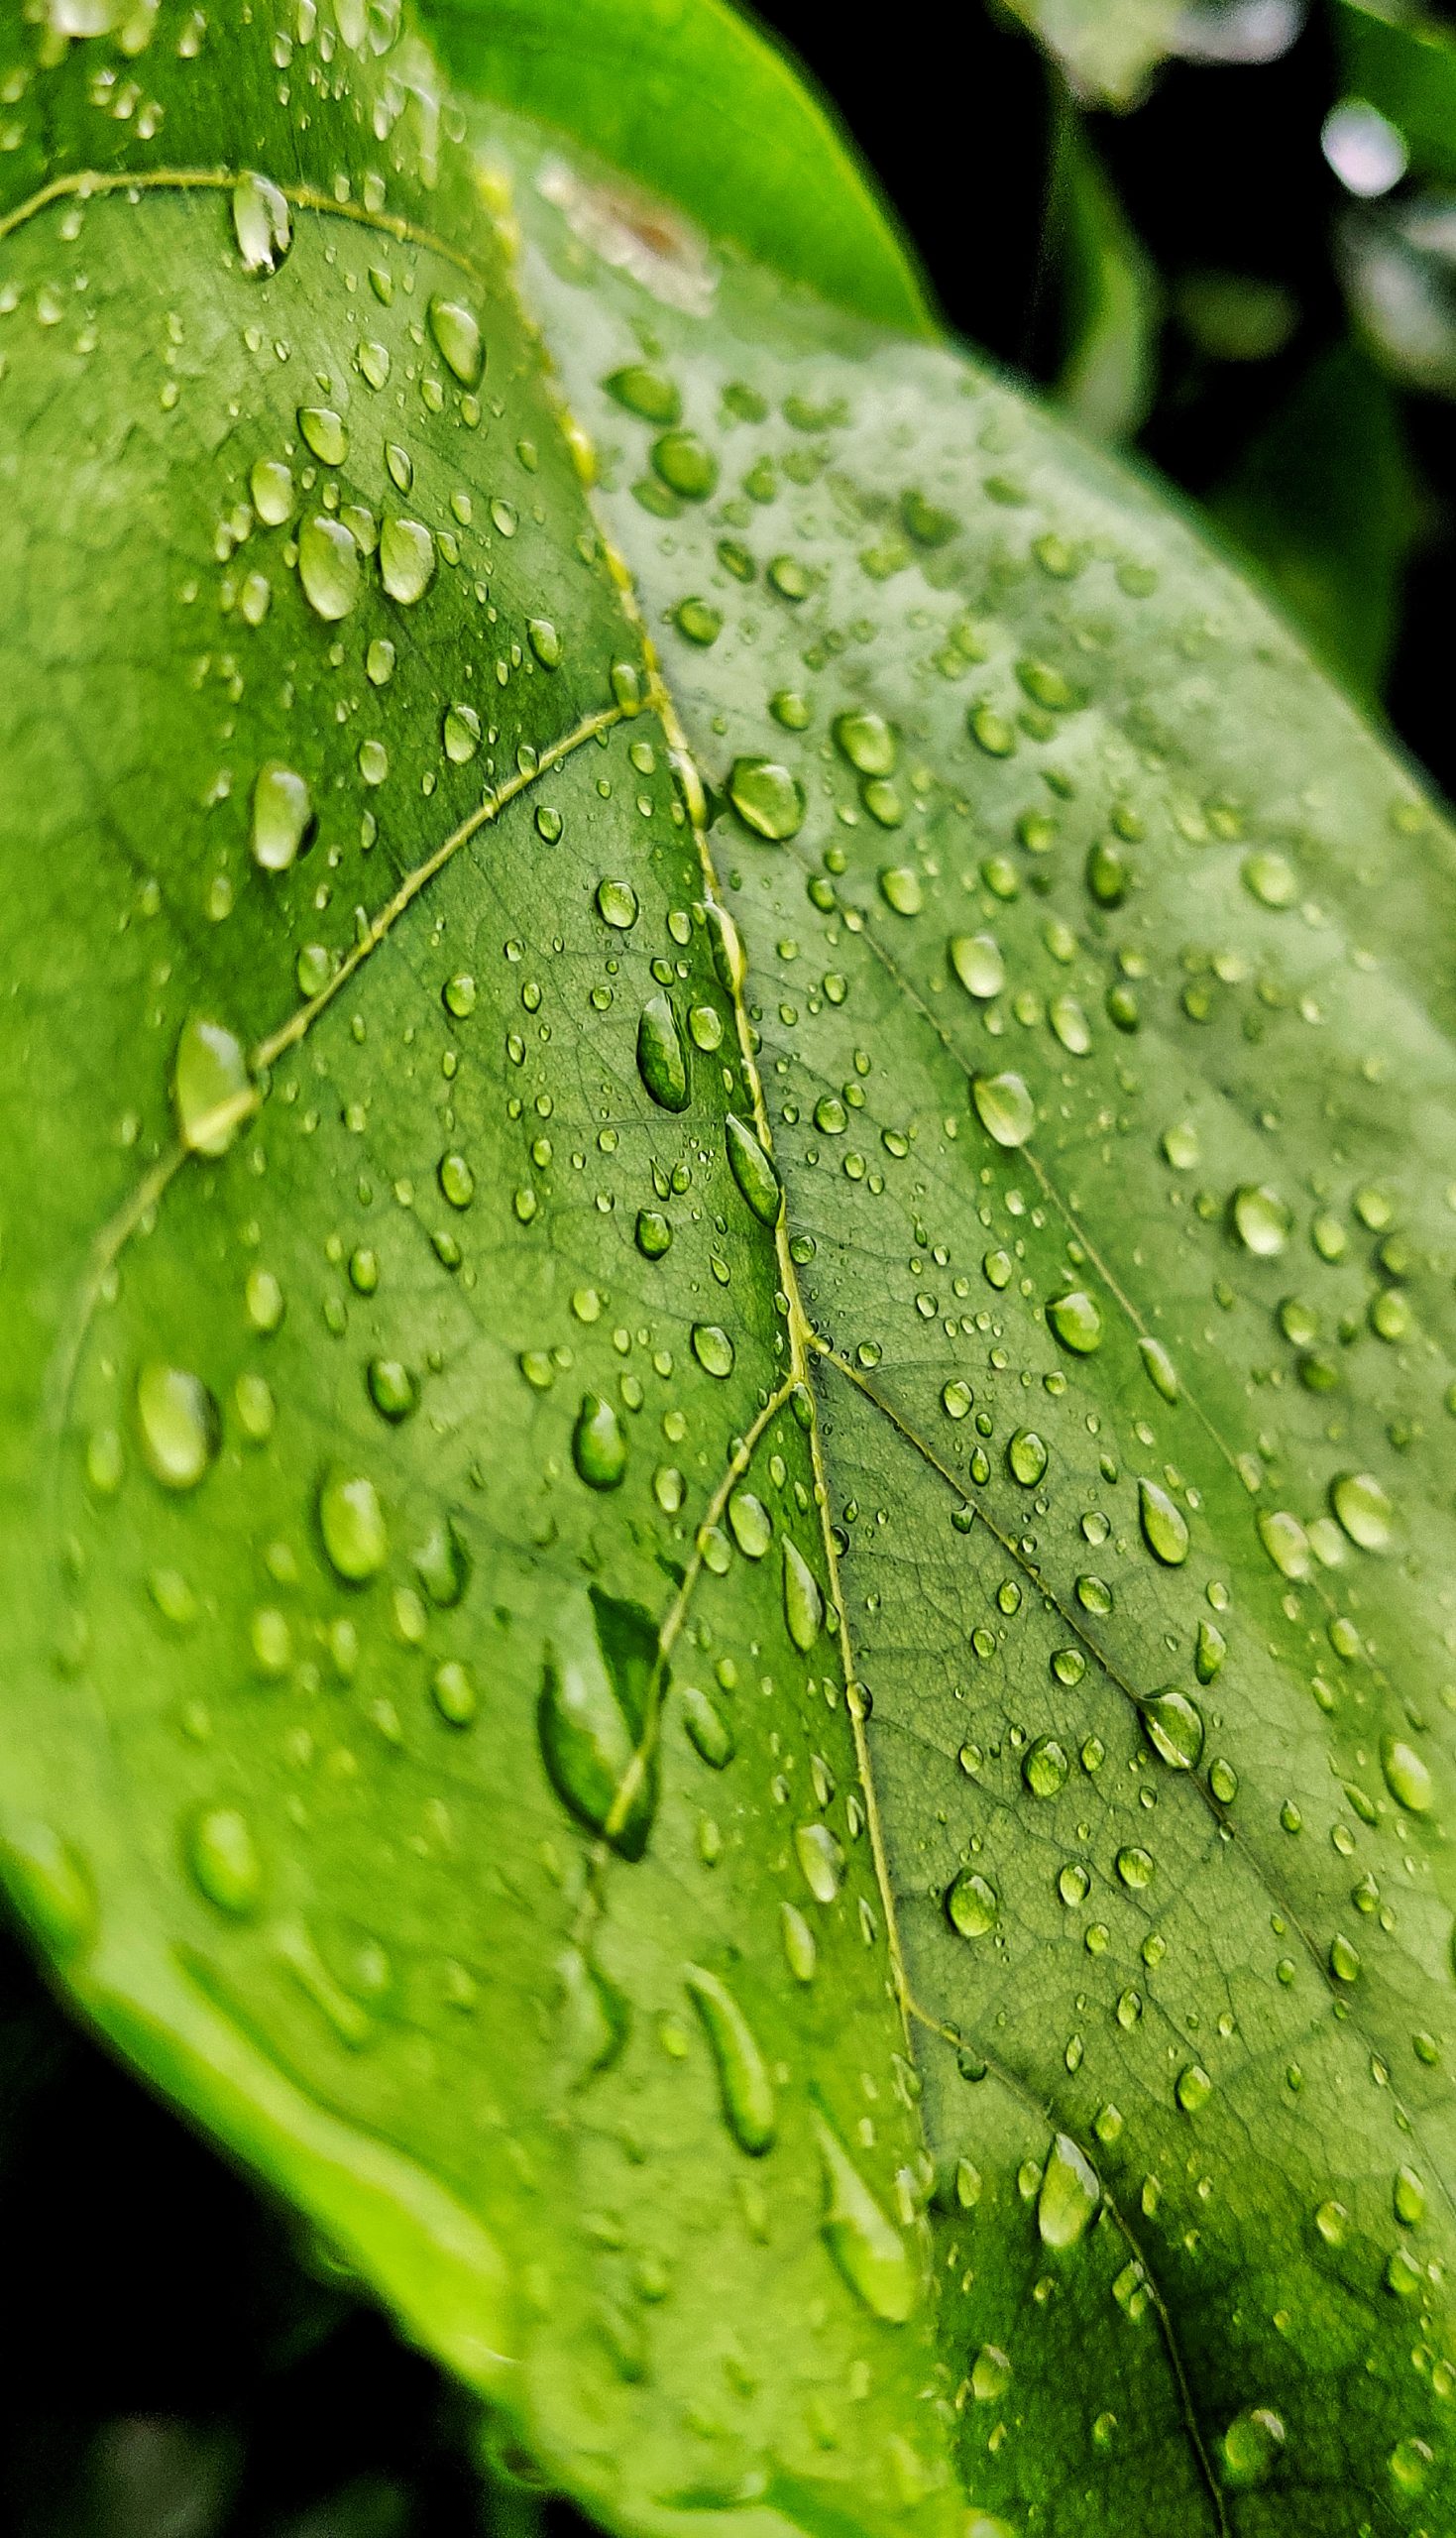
1047;1290;1102;1354
428;293;485;387
298;515;361;621
557;1943;628;2085
252;761;313;871
188;1806;263;1915
173;1017;255;1157
380;516;436;606
725;1113;781;1224
1038;2134;1099;2249
686;1965;776;2153
1141;1689;1204;1773
783;1541;824;1651
1382;1735;1433;1814
1331;1470;1393;1552
538;1588;658;1859
1231;1183;1291;1257
573;1393;627;1490
814;2115;919;2323
795;1822;844;1904
728;757;805;842
637;994;689;1111
971;1071;1035;1149
950;933;1004;999
1139;1477;1189;1565
681;1684;734;1768
137;1362;219;1491
232;171;291;275
833;709;896;775
1221;2407;1286;2490
946;1867;998;1938
317;1472;389;1581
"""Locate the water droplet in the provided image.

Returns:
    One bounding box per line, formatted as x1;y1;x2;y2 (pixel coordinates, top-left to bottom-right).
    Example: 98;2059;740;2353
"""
728;758;805;842
691;1324;734;1380
681;1684;734;1768
557;1942;629;2085
604;364;680;422
298;515;361;621
232;171;291;275
368;1357;416;1422
1142;1688;1204;1773
1258;1509;1310;1579
251;760;313;871
1395;2164;1426;2226
1038;2134;1099;2249
188;1806;263;1915
1242;850;1296;908
1139;1335;1179;1402
781;1901;817;1982
297;404;347;466
573;1392;628;1489
1378;1738;1433;1825
728;1489;772;1558
444;703;481;763
637;993;689;1111
971;1071;1035;1149
814;2115;919;2322
783;1541;824;1651
136;1362;219;1491
1139;1478;1189;1565
1232;1183;1291;1257
1221;2407;1286;2489
652;430;718;500
431;1659;478;1727
597;876;638;929
538;1588;657;1859
1390;2437;1432;2495
380;517;435;606
250;457;294;526
428;293;485;387
795;1821;843;1904
971;2345;1011;2401
946;1868;997;1938
726;1113;782;1224
1176;2061;1212;2114
173;1016;255;1156
1047;1290;1102;1354
1023;1736;1068;1798
949;933;1004;1000
686;1965;775;2153
1007;1428;1048;1486
1329;1931;1362;1983
1331;1470;1393;1552
834;710;896;775
318;1472;388;1582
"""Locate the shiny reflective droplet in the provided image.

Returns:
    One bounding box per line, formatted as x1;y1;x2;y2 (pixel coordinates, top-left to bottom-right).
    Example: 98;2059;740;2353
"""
538;1588;657;1859
950;932;1004;1000
795;1821;843;1904
814;2115;919;2322
298;515;361;621
726;1112;782;1224
252;760;313;871
1232;1183;1291;1257
728;757;805;842
597;876;639;930
1329;1930;1362;1984
431;1659;478;1727
1258;1508;1310;1579
1007;1428;1048;1486
573;1392;627;1489
444;702;481;763
297;404;347;466
173;1016;255;1157
1139;1477;1189;1565
971;2345;1011;2402
1176;2061;1212;2114
317;1472;388;1582
691;1323;734;1379
604;363;680;422
781;1901;817;1983
188;1806;263;1915
1047;1290;1102;1354
380;516;435;606
833;708;896;774
1139;1335;1179;1401
137;1362;219;1491
232;171;291;274
652;429;718;499
250;456;294;525
783;1540;824;1651
1382;1735;1433;1814
1390;2437;1432;2496
1023;1736;1068;1798
728;1489;772;1560
971;1070;1035;1149
946;1867;998;1938
1142;1688;1204;1773
1221;2407;1286;2490
428;293;485;387
1038;2133;1099;2250
367;1357;416;1422
681;1684;734;1768
1331;1470;1393;1552
686;1965;775;2153
637;993;689;1111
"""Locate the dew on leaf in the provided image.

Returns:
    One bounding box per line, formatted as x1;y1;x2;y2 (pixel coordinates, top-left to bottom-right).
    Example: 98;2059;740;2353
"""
691;1324;734;1379
538;1590;657;1859
431;1660;478;1727
232;172;291;275
971;1071;1035;1148
946;1868;998;1938
681;1684;733;1768
1047;1290;1102;1354
173;1016;254;1157
251;761;313;872
573;1393;628;1489
795;1821;844;1904
950;932;1004;999
726;1112;782;1224
783;1541;824;1651
297;404;347;466
1139;1478;1189;1565
1232;1183;1291;1257
1142;1689;1205;1773
597;877;638;929
1221;2407;1286;2489
685;1965;775;2153
1038;2134;1099;2249
136;1363;219;1492
728;758;804;841
1381;1736;1433;1814
317;1472;389;1582
298;516;361;621
428;294;485;387
1331;1470;1393;1552
637;993;690;1111
380;517;436;606
188;1806;263;1916
813;2114;919;2323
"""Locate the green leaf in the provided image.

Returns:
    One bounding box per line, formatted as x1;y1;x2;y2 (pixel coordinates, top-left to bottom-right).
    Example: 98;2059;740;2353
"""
3;8;1456;2538
1208;339;1421;698
1053;115;1161;439
1004;0;1183;105
416;0;936;336
1336;0;1456;183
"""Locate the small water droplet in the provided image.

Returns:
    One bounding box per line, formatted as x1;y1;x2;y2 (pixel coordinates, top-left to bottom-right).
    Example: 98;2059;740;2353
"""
380;517;435;606
681;1684;734;1768
691;1323;734;1379
1007;1428;1048;1486
1139;1477;1189;1565
781;1901;817;1982
946;1868;997;1938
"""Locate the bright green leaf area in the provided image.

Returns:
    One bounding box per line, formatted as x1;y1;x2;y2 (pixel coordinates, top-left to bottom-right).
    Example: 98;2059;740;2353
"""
1053;116;1160;441
3;8;1456;2538
416;0;936;337
1337;0;1456;182
1004;0;1183;106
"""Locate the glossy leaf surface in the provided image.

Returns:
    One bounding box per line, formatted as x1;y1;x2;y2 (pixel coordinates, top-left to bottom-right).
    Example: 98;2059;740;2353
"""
2;9;1455;2538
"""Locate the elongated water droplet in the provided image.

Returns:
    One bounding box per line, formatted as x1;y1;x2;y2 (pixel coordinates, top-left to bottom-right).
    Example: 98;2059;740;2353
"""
783;1541;824;1651
1141;1689;1204;1773
298;515;361;621
173;1017;255;1156
728;1489;771;1557
188;1806;263;1915
681;1684;733;1768
971;1070;1035;1148
796;1821;844;1904
728;757;805;841
538;1589;658;1859
297;404;347;466
686;1965;775;2153
573;1392;627;1489
604;363;680;422
1139;1335;1179;1401
428;293;485;387
380;516;435;606
726;1113;781;1224
1139;1477;1189;1565
137;1362;219;1491
251;456;294;526
781;1901;817;1982
252;761;313;871
814;2115;919;2322
1382;1735;1433;1814
637;993;689;1111
233;171;291;274
1038;2134;1099;2249
317;1473;388;1582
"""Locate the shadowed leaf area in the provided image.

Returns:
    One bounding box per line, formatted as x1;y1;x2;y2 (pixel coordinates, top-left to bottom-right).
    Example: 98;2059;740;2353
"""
1;6;1455;2537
